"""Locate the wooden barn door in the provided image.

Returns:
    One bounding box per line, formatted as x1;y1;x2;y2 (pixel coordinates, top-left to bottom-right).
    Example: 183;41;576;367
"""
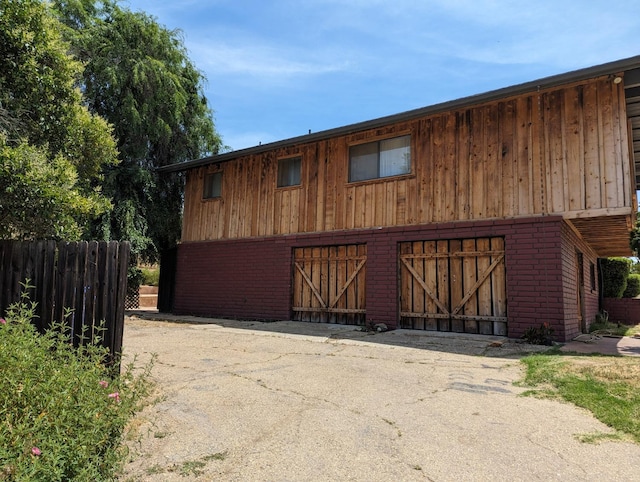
292;244;366;325
399;237;507;335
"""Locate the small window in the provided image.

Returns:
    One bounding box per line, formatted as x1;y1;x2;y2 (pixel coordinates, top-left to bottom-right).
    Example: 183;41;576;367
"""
349;135;411;182
277;156;301;187
590;262;596;291
203;171;222;199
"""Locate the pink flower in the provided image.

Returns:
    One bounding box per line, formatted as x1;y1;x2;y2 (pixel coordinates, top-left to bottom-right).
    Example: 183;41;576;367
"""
31;447;41;456
0;318;5;325
108;392;120;402
99;380;109;388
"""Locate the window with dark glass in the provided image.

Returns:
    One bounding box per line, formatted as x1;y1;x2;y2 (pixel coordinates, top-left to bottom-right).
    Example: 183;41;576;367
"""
203;171;222;199
349;135;411;182
277;156;301;187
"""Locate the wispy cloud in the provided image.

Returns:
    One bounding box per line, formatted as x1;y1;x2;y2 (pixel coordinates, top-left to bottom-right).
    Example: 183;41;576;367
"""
125;0;640;150
301;0;638;69
190;41;351;79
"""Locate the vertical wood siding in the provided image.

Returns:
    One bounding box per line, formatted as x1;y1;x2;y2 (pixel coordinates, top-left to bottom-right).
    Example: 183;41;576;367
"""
182;75;632;242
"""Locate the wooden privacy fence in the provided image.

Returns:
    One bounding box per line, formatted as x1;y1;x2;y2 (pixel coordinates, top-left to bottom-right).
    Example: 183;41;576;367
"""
0;240;130;357
399;237;507;335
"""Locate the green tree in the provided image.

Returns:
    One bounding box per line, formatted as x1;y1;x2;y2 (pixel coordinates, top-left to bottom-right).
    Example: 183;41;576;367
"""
600;257;632;298
55;0;222;262
0;138;108;239
623;273;640;298
0;0;117;239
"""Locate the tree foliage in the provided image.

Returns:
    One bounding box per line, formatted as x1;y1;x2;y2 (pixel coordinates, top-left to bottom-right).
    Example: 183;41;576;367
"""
0;138;108;239
0;0;220;256
623;274;640;298
55;0;222;262
0;0;117;239
600;257;632;298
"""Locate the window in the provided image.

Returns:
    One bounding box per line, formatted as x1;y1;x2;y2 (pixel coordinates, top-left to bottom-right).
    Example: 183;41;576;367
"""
590;262;596;291
349;135;411;182
203;171;222;199
277;156;301;187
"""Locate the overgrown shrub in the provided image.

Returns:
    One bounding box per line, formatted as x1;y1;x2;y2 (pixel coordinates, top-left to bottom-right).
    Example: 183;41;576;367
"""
623;274;640;298
140;267;160;286
0;293;154;481
600;257;632;298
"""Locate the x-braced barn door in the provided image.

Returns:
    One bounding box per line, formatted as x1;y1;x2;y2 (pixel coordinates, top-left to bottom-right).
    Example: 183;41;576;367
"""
399;237;507;335
292;244;366;325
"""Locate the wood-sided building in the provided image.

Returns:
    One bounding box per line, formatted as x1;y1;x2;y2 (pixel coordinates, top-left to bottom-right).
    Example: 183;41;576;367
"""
159;56;640;341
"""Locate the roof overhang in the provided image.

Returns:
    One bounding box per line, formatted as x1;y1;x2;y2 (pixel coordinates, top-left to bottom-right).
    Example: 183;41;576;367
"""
567;211;635;257
159;55;640;173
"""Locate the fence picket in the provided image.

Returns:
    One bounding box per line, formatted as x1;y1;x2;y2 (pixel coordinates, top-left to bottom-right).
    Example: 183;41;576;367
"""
0;240;130;360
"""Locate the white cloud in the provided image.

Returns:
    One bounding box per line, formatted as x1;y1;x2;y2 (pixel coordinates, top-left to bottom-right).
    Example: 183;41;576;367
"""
190;41;351;79
412;0;638;68
124;0;640;152
300;0;638;70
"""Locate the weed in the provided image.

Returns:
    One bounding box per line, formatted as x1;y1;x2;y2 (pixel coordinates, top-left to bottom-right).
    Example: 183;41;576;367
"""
0;290;154;480
179;460;206;477
203;451;227;461
145;464;165;475
521;322;555;345
166;452;227;477
589;314;640;337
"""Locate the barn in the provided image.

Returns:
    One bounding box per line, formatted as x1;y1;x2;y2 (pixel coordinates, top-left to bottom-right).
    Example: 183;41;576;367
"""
158;56;640;342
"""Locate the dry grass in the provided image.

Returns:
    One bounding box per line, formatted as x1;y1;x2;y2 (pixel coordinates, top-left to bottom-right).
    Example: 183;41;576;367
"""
566;357;640;387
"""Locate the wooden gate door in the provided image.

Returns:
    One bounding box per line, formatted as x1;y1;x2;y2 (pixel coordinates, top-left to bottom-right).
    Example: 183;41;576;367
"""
292;244;366;325
399;237;507;335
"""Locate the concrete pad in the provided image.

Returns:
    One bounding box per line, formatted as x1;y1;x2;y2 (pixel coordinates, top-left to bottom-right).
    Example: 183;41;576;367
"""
121;313;640;481
561;334;640;357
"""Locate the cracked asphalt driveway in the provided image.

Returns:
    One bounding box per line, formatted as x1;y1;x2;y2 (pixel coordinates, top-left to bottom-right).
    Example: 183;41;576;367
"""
121;315;640;481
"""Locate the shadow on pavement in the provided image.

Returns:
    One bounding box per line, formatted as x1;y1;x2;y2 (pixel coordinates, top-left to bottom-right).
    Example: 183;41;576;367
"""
125;309;557;359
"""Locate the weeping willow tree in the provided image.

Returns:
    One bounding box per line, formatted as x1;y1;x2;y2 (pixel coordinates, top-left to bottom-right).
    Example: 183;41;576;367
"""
54;0;223;263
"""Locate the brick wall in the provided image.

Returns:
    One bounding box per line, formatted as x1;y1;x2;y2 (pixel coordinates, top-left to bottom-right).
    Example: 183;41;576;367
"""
602;298;640;325
174;238;292;320
174;215;585;340
560;222;600;341
502;218;565;339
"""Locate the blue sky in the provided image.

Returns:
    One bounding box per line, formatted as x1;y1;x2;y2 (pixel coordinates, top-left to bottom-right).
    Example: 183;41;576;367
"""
123;0;640;152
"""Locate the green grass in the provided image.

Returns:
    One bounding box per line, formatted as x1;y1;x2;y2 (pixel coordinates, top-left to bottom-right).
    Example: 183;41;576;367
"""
520;354;640;443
